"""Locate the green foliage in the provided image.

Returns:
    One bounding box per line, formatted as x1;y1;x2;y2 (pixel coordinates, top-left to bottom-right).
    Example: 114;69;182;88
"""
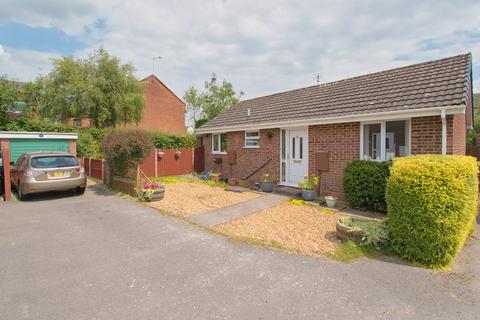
338;216;389;248
343;160;391;212
0;76;18;124
149;131;197;149
467;128;476;146
26;47;144;127
260;173;276;183
194;118;208;129
298;174;320;190
100;128;154;173
184;73;243;125
288;199;306;205
151;174;228;188
386;155;479;268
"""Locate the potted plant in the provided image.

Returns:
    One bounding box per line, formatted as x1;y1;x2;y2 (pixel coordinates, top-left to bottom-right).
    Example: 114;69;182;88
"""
137;182;165;201
260;173;276;192
325;195;337;208
298;174;320;201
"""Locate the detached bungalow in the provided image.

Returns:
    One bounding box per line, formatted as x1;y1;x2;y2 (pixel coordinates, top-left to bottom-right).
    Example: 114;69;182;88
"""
196;53;474;199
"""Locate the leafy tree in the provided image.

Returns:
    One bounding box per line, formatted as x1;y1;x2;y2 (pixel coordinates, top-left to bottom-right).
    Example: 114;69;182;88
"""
27;47;144;128
22;76;47;119
183;73;243;126
0;76;17;124
183;85;203;124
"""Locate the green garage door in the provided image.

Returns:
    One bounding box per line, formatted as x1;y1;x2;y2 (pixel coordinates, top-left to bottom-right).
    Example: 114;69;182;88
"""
10;139;69;162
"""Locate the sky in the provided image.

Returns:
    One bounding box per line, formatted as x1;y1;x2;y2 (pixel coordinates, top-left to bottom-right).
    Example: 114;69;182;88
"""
0;0;480;106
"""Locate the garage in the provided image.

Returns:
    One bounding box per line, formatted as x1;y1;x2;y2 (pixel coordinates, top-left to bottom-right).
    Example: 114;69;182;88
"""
0;131;78;201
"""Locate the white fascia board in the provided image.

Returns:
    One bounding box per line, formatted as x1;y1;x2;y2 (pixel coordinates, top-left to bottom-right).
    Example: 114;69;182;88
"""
0;131;78;140
195;105;466;134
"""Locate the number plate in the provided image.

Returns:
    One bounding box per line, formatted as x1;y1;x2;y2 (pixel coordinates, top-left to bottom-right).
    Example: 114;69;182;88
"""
49;170;64;178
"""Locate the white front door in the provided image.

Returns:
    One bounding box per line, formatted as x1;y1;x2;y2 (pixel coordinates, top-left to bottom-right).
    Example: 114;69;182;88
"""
280;127;308;187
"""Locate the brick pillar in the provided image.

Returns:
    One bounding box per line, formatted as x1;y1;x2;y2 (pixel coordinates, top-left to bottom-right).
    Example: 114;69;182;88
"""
1;139;11;201
69;139;77;156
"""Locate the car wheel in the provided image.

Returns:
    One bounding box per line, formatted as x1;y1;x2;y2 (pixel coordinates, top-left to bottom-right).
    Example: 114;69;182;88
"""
76;187;86;195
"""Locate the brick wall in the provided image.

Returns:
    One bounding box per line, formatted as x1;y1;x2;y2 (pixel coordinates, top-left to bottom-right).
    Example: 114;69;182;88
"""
309;122;360;199
452;113;466;155
410;115;455;154
131;75;185;134
203;129;280;182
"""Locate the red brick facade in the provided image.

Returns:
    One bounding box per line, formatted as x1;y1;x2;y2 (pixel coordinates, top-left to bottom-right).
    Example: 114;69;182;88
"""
202;114;466;200
132;75;185;134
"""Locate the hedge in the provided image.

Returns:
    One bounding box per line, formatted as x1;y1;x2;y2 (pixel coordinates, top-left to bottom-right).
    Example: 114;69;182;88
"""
343;160;391;212
149;131;197;149
386;155;478;268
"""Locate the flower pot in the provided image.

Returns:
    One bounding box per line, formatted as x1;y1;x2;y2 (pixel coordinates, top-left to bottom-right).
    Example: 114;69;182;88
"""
147;190;165;202
301;189;316;201
325;196;336;208
261;182;274;192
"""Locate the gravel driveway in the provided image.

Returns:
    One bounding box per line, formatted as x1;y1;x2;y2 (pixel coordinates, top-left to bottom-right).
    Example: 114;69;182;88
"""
0;185;478;319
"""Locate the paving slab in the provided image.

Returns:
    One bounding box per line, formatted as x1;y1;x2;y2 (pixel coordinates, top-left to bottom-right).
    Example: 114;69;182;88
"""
188;193;289;227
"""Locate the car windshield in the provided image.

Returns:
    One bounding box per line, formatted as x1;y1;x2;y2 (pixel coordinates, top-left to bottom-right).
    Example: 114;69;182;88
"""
30;156;79;168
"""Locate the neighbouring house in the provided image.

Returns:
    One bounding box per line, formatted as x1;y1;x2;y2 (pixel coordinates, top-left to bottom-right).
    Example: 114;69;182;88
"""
132;75;185;134
196;53;474;200
65;75;186;133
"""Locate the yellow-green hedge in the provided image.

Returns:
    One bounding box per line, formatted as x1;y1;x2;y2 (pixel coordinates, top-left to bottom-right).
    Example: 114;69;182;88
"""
386;155;478;268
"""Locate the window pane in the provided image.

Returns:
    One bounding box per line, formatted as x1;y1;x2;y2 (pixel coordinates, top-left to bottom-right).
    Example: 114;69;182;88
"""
213;134;219;152
246;131;259;137
220;134;227;152
281;162;286;182
362;123;381;160
281;130;286;160
386;120;408;160
245;139;258;147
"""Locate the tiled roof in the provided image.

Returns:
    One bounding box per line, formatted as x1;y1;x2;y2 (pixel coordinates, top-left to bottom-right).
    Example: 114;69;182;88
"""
199;53;472;131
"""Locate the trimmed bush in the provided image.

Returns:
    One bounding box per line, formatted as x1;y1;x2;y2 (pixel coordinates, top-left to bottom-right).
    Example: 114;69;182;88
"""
101;128;154;174
386;155;478;268
343;160;391;212
149;131;197;149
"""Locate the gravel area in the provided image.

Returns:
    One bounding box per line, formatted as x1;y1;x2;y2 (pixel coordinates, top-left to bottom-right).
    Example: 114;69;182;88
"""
146;182;260;217
215;202;341;256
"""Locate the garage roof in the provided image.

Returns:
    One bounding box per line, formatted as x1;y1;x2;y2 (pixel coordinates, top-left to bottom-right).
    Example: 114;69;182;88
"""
0;131;78;140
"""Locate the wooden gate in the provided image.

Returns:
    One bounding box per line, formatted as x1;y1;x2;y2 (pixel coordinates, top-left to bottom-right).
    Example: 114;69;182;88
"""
194;146;205;173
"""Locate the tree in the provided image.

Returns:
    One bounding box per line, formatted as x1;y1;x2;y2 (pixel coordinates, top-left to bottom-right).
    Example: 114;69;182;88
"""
22;76;47;119
183;73;243;127
183;85;203;124
0;76;17;124
27;47;144;128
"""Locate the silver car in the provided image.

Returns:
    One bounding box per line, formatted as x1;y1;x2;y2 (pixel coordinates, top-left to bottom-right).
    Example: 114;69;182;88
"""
11;152;87;200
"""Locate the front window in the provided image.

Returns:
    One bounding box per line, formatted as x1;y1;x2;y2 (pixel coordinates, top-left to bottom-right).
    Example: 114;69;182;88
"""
212;133;227;153
362;120;409;161
245;131;260;147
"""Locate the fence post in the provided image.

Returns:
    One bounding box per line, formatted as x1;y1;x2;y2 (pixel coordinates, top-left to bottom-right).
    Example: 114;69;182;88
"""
101;159;105;184
88;157;92;177
154;149;158;178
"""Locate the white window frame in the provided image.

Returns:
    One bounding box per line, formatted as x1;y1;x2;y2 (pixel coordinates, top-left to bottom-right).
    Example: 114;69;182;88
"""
244;130;260;148
212;133;227;154
360;119;411;161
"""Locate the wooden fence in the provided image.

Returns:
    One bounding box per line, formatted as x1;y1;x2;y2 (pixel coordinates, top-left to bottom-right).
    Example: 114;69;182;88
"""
467;146;480;160
78;148;194;183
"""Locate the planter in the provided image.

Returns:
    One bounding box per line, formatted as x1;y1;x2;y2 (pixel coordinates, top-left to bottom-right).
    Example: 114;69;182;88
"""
336;218;365;243
325;196;337;208
301;189;316;201
261;182;274;192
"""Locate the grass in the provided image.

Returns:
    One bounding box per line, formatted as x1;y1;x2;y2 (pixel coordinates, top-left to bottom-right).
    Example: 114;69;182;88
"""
328;240;382;263
152;175;229;188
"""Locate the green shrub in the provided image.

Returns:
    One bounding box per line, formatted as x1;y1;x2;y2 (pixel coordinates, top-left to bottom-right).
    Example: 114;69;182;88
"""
386;155;478;268
338;216;389;248
149;131;197;149
101;128;154;173
343;160;391;212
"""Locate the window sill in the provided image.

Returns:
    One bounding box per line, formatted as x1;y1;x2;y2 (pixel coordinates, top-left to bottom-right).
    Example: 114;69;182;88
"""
211;152;227;155
243;146;260;149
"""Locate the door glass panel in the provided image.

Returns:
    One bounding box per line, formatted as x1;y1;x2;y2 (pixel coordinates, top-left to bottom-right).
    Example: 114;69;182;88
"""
281;162;286;182
281;130;286;160
292;137;296;159
299;137;303;159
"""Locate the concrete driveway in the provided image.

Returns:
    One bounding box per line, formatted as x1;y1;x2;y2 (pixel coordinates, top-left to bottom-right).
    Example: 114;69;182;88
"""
1;185;478;320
